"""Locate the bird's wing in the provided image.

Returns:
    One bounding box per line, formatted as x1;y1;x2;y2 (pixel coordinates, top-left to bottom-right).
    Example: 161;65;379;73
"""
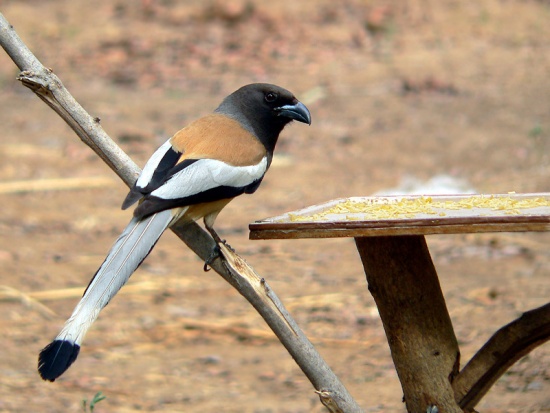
123;114;268;212
122;139;182;210
133;156;268;219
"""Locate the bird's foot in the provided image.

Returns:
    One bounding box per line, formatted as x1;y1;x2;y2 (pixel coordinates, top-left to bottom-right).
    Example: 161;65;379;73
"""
222;240;235;253
203;244;221;272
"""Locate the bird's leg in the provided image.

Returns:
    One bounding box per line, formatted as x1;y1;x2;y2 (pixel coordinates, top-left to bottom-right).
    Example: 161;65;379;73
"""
203;214;225;271
204;211;225;243
205;222;234;253
205;222;225;245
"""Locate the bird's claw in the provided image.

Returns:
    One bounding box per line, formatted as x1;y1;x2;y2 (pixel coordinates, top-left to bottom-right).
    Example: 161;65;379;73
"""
203;244;221;272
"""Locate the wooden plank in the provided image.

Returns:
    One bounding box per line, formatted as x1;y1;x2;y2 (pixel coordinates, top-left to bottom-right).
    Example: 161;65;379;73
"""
250;193;550;239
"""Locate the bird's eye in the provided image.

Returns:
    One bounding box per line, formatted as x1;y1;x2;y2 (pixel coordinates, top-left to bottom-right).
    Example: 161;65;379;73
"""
265;92;278;103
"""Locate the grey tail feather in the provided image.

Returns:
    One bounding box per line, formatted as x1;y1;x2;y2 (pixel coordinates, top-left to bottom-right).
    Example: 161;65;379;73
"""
37;209;174;381
80;209;173;301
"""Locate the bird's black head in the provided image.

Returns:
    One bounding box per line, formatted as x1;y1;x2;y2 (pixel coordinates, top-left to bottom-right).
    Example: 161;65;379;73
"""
215;83;311;155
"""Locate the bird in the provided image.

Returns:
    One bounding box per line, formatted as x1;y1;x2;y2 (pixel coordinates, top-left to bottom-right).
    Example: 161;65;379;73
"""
38;83;311;382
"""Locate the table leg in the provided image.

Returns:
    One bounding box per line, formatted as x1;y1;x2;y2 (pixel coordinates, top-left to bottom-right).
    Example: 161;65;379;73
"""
355;235;462;413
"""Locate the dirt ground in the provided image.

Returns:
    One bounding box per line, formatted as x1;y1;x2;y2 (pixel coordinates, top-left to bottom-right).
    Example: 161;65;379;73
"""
1;1;549;412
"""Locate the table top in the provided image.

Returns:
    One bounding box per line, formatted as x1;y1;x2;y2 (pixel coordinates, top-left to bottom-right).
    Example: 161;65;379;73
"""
249;193;550;239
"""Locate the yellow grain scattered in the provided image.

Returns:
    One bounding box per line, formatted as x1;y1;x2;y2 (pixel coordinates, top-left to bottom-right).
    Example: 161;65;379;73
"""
289;195;550;222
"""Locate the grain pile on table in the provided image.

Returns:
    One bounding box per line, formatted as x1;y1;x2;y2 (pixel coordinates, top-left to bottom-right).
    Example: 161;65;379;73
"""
289;195;550;221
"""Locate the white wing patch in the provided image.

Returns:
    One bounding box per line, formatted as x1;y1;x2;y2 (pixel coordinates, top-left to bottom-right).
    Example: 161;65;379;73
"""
151;156;268;200
136;139;174;189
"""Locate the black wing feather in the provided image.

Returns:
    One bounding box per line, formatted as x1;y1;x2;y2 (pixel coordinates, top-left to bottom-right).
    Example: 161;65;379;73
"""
121;146;183;210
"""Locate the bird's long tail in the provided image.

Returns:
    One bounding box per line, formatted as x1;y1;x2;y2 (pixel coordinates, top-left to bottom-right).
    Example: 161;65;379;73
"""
38;209;176;381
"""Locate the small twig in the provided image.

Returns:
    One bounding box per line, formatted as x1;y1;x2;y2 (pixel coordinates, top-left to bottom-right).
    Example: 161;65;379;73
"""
0;176;115;194
0;285;57;319
5;281;161;302
4;281;377;347
157;317;379;347
315;390;346;413
0;13;362;412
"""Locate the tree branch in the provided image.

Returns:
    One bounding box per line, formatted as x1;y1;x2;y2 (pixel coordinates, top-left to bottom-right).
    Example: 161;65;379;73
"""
453;302;550;411
0;12;362;413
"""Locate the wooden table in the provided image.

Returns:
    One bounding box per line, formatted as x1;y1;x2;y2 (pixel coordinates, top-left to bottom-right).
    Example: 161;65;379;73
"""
249;193;550;413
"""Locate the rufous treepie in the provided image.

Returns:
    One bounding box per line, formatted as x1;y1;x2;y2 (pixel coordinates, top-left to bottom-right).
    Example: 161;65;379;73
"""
38;83;311;381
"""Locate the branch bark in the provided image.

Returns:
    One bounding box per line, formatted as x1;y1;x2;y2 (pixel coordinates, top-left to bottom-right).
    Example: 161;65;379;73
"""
0;13;362;413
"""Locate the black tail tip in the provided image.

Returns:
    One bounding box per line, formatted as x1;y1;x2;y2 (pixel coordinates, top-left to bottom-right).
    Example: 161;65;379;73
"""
38;340;80;382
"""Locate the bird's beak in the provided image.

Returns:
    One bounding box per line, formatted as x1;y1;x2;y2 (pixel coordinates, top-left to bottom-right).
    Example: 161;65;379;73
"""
275;101;311;125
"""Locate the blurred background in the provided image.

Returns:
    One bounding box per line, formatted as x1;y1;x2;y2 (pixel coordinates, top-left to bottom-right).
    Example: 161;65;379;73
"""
0;1;549;411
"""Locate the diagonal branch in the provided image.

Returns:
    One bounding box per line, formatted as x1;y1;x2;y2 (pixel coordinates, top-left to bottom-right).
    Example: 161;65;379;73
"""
453;302;550;411
0;13;362;413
